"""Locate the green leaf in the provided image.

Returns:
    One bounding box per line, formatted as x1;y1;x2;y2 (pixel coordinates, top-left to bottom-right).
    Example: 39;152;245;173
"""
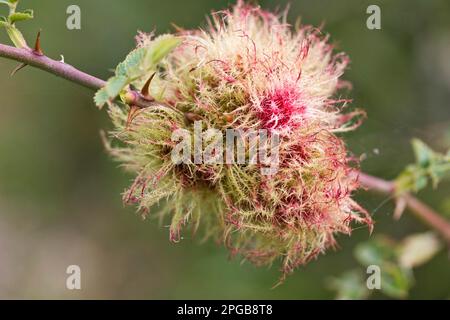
105;75;128;97
328;270;370;300
115;47;147;78
395;139;450;193
94;75;128;108
146;35;181;66
96;34;180;109
115;35;180;80
430;161;450;187
5;24;27;48
9;9;33;24
0;0;17;7
412;138;434;168
94;88;110;109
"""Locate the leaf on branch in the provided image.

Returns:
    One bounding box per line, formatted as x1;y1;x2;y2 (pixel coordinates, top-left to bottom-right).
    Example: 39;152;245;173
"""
95;34;181;108
9;9;33;24
116;34;181;79
0;0;34;47
94;88;110;109
147;34;181;66
105;75;128;97
94;76;128;109
412;138;434;167
395;138;450;194
115;47;147;78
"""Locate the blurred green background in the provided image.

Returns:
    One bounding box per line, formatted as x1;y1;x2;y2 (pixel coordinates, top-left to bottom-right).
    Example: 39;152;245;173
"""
0;0;449;299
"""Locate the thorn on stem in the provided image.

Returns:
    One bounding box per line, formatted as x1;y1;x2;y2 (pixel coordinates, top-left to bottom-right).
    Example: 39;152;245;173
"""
141;73;156;99
394;196;407;220
10;62;28;76
33;30;44;56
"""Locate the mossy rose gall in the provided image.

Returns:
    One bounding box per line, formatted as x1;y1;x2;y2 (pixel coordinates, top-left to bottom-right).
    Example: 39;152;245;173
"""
102;1;372;279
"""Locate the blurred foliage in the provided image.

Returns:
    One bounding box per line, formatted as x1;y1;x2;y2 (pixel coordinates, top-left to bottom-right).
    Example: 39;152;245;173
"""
355;236;413;299
396;139;450;194
0;0;449;299
328;270;369;300
331;233;441;299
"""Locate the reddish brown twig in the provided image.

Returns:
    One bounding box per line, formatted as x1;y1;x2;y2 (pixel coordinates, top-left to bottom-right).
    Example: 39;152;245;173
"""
358;173;450;244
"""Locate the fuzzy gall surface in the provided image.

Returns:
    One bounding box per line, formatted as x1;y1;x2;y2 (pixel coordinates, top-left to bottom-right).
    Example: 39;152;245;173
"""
104;1;372;279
